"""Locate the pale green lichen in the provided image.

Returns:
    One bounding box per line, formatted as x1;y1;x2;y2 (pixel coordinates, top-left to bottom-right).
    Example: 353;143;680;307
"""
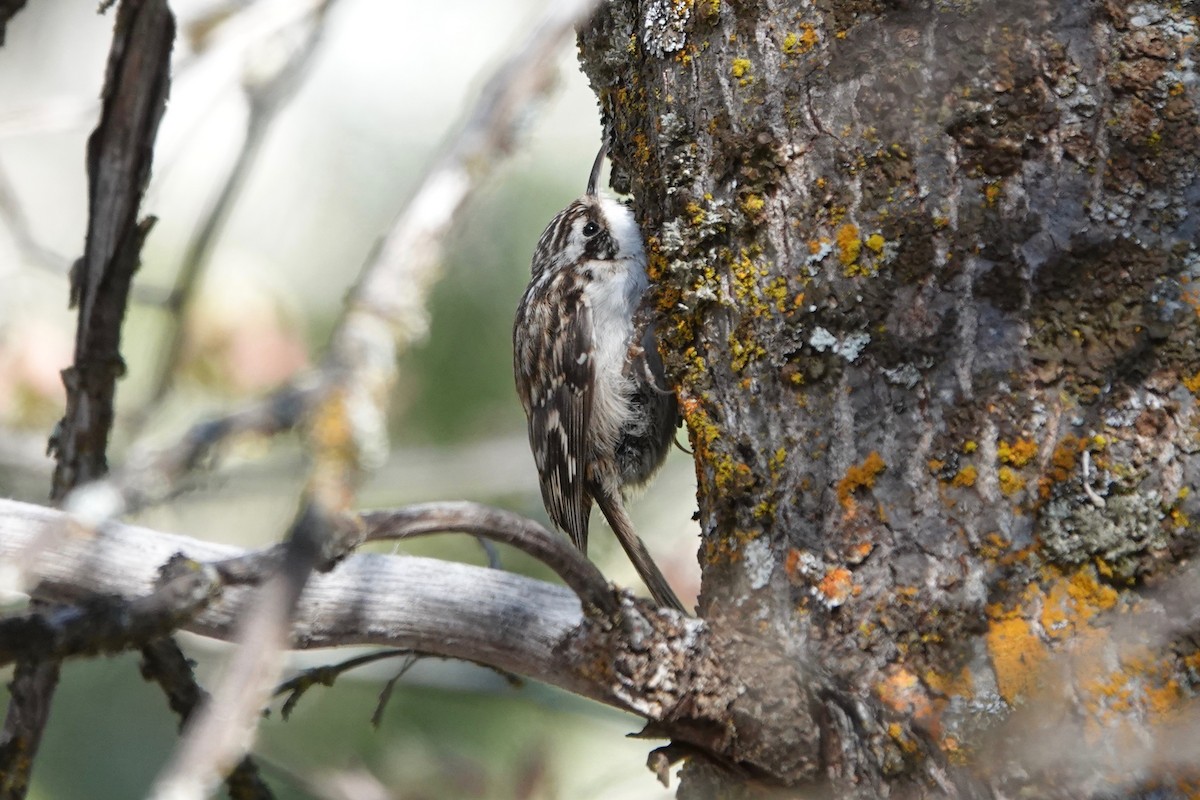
1039;493;1172;579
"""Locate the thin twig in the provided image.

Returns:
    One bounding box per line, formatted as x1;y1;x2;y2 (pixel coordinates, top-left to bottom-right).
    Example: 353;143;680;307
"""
0;159;172;306
139;0;336;423
64;381;317;523
0;0;27;46
0;159;74;276
370;653;418;729
273;648;410;720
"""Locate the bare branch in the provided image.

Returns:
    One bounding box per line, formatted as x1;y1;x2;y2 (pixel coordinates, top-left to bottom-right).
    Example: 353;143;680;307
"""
48;0;174;497
0;557;218;665
360;502;618;616
0;497;609;706
0;659;56;800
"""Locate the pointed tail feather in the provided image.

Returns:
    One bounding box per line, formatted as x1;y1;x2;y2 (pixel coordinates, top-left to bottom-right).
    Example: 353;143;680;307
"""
592;488;687;614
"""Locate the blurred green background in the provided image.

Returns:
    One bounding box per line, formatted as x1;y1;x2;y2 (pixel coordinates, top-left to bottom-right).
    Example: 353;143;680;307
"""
0;1;698;797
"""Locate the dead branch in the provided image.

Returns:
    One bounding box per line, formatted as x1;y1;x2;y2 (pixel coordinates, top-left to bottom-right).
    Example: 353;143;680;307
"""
0;496;604;705
48;0;174;499
360;502;618;615
0;556;218;664
1;2;175;797
0;495;823;791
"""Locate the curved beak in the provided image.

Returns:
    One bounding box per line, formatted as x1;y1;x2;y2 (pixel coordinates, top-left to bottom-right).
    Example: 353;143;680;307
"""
586;141;607;197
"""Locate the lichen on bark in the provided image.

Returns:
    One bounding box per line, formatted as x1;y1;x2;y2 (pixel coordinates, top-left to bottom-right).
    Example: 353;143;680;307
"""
580;0;1200;795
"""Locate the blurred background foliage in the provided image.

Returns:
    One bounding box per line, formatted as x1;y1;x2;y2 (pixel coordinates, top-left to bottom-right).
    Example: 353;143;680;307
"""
0;0;697;797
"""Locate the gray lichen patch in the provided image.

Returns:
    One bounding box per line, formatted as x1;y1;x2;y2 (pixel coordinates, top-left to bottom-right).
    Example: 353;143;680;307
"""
1038;492;1171;578
642;0;692;58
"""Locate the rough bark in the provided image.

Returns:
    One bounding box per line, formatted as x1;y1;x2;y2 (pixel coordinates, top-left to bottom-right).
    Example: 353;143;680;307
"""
1;3;174;798
50;0;173;497
580;0;1200;796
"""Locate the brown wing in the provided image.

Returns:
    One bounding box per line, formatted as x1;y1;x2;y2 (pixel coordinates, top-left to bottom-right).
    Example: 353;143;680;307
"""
514;273;594;551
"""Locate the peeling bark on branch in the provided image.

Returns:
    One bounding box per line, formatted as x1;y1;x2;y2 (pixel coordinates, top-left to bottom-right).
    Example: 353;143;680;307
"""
50;0;174;498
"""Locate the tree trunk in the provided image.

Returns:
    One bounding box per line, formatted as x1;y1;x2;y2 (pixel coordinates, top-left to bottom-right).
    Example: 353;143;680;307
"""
580;0;1200;796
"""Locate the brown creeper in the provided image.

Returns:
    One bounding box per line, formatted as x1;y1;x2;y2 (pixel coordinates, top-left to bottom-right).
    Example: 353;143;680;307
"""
513;146;685;613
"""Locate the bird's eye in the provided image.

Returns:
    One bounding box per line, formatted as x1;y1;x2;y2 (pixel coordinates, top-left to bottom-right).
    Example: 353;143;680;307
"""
582;221;600;237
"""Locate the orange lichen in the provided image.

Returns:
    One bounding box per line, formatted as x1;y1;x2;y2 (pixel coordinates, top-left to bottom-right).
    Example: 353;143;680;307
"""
986;611;1049;703
1038;434;1085;499
782;24;818;55
924;666;974;700
702;528;760;566
878;666;938;738
1064;567;1119;613
986;565;1197;748
979;532;1012;560
847;541;874;563
818;566;855;605
1142;677;1183;718
1050;435;1083;478
784;548;805;583
998;438;1038;468
836;451;886;509
1183;370;1200;395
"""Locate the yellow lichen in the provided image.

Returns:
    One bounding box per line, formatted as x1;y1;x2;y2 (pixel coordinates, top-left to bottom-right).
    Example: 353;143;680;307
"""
740;193;765;216
781;24;818;55
865;233;886;253
835;223;861;267
998;466;1025;496
1183;370;1200;395
963;440;978;454
951;465;977;488
730;57;753;86
998;438;1038;468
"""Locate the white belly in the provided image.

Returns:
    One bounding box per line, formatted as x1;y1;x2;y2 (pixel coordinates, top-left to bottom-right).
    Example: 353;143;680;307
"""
583;256;646;455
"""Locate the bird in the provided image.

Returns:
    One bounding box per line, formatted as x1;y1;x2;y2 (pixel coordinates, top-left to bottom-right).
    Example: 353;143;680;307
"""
513;144;685;613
